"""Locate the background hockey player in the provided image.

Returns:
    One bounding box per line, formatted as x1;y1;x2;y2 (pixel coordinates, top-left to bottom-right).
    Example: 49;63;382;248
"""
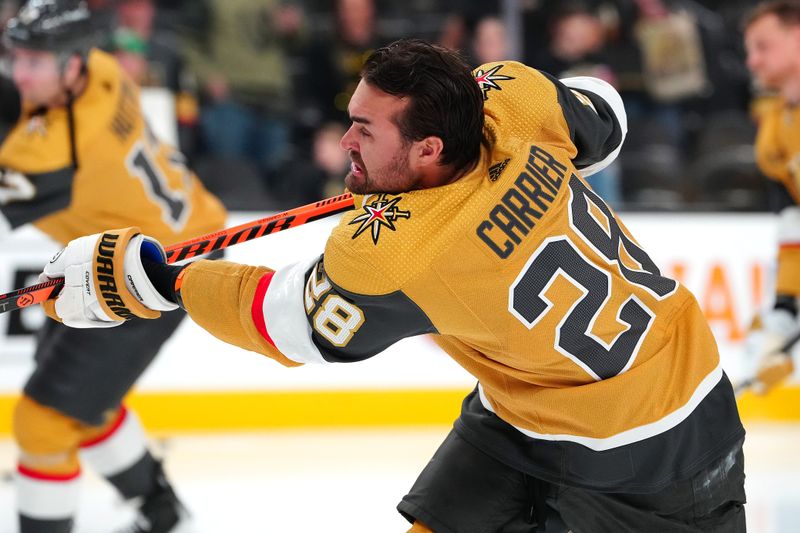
0;1;226;531
40;39;746;532
743;1;800;394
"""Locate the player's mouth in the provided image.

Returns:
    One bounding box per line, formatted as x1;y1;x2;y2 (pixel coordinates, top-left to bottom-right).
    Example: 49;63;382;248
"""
350;157;365;178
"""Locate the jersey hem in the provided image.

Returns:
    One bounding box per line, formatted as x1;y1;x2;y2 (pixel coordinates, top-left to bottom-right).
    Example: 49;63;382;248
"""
478;363;723;451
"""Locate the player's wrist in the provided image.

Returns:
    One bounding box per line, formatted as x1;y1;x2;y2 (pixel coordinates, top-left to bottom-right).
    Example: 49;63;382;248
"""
140;256;186;308
125;235;179;312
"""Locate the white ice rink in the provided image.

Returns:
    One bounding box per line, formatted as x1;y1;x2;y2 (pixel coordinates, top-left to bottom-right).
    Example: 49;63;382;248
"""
0;424;798;533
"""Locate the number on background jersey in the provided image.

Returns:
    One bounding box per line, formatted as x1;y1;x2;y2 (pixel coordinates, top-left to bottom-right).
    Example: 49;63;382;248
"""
509;175;677;380
125;123;190;230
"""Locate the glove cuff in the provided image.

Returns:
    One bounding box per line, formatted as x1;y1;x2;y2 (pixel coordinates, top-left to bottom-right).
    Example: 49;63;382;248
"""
93;228;161;320
124;235;179;313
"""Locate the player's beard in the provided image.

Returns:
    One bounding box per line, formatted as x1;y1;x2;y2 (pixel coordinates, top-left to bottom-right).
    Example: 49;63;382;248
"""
345;149;419;195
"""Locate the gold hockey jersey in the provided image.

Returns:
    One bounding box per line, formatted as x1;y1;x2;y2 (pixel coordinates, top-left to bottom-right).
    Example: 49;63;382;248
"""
754;97;800;296
180;61;743;491
755;96;800;200
0;49;226;246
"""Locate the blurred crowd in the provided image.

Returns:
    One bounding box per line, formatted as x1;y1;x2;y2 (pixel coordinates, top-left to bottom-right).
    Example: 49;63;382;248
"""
0;0;780;211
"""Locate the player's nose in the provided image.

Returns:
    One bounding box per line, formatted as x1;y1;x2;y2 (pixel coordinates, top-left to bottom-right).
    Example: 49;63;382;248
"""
339;126;358;152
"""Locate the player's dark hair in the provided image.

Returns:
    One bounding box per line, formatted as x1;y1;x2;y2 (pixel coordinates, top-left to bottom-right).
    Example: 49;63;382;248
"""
361;39;485;175
743;1;800;30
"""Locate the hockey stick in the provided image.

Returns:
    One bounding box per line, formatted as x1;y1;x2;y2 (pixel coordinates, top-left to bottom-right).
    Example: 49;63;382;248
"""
0;193;355;315
734;328;800;396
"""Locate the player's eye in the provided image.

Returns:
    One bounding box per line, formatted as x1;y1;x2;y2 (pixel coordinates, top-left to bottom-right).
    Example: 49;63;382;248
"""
359;127;371;138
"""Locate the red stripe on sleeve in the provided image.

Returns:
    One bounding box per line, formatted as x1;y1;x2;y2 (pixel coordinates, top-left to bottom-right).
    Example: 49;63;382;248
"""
18;464;80;482
252;271;277;347
80;407;128;449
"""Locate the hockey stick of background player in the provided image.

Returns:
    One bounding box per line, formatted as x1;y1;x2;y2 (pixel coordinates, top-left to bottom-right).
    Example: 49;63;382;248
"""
734;328;800;397
0;192;356;315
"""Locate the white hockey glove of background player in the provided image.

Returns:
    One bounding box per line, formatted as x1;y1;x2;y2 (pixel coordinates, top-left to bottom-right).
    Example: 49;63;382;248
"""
39;227;178;328
743;307;798;394
0;168;36;238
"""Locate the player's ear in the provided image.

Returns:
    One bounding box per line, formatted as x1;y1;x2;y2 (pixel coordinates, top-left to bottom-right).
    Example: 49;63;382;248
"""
413;136;445;167
62;55;83;86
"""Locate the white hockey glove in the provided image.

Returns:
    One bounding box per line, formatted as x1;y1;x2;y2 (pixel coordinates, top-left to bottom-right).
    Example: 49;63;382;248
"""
743;308;798;394
0;168;36;205
39;227;178;328
0;168;35;238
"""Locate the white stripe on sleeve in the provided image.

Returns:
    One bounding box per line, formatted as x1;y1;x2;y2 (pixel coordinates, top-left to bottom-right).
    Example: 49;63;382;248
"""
261;257;329;365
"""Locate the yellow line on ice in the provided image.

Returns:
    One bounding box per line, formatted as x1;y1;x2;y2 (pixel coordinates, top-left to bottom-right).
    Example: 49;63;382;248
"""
0;389;467;435
0;386;796;435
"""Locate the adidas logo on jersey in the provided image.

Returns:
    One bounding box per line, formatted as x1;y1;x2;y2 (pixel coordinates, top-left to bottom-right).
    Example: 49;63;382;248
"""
489;159;510;182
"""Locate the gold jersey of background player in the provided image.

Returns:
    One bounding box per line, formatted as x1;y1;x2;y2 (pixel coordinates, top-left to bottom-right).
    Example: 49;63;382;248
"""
0;48;226;246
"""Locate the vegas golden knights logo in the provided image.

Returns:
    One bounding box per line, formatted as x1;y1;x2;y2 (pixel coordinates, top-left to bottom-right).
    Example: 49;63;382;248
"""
474;64;514;100
349;194;411;244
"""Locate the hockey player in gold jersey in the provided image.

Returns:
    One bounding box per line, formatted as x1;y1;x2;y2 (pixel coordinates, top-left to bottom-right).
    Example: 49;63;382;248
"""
0;1;226;532
43;39;745;531
744;1;800;393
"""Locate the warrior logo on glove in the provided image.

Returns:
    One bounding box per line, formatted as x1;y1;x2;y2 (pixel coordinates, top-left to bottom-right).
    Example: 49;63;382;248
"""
96;232;138;320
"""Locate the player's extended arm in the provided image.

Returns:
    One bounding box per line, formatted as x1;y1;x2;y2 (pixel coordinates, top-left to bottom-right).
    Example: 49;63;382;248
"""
37;225;299;366
168;249;438;366
41;225;437;366
166;259;302;367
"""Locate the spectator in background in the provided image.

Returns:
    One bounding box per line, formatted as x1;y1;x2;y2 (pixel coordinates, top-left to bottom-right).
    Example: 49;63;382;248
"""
472;16;508;65
538;5;616;82
314;122;350;199
113;0;182;90
273;121;349;205
184;0;301;180
111;29;149;83
110;0;201;159
1;1;17;26
286;0;382;207
329;0;380;113
633;0;710;109
301;0;382;126
0;1;18;59
436;1;499;61
534;5;623;207
438;13;470;55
